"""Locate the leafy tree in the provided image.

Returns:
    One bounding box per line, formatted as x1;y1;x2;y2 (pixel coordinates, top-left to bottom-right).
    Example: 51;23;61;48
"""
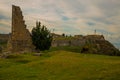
31;21;52;51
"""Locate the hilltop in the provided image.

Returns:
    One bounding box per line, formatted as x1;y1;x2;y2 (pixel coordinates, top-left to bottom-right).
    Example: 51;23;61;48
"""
51;33;120;56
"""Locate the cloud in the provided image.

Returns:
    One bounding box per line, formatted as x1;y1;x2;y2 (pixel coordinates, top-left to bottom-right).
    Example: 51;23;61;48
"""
0;0;120;47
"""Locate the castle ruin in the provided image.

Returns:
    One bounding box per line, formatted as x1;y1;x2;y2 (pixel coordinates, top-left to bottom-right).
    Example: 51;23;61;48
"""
0;5;119;56
52;34;120;56
7;5;34;53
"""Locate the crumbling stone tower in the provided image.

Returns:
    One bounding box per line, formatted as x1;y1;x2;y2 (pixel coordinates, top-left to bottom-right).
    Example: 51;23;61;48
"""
7;5;34;53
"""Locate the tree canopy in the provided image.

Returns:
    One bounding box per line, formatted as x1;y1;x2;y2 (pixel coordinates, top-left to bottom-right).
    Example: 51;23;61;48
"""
31;21;52;51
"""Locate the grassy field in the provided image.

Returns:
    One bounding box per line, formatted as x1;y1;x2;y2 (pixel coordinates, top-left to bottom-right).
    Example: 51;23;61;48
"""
0;50;120;80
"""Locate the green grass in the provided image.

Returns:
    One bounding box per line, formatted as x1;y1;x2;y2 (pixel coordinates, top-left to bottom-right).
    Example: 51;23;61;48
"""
0;50;120;80
43;46;82;53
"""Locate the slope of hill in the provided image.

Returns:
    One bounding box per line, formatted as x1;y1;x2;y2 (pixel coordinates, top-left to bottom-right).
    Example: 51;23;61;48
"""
0;51;120;80
52;34;120;56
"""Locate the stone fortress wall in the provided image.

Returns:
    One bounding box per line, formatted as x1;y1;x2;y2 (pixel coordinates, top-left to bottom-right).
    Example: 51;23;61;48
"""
51;34;104;47
51;34;120;55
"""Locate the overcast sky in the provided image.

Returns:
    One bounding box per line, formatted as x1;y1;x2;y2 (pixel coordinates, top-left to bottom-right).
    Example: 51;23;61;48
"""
0;0;120;47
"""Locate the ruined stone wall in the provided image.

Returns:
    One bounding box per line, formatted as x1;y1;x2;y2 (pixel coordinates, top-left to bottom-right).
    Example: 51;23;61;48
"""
52;35;105;47
51;37;86;47
7;5;34;53
52;34;120;55
52;39;70;47
70;39;86;46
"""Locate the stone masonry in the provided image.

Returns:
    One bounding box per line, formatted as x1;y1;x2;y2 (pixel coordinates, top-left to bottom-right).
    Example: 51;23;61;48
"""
7;5;34;53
